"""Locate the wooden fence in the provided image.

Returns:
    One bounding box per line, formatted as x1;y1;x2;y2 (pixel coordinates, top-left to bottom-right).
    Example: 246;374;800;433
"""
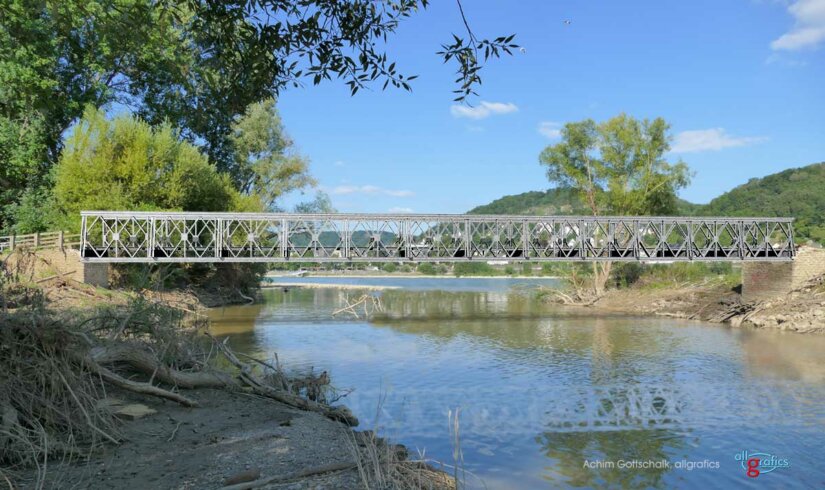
0;231;81;253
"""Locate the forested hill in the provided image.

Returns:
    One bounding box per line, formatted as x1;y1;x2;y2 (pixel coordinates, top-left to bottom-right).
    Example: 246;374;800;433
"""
469;162;825;243
468;188;697;216
468;188;587;215
696;162;825;243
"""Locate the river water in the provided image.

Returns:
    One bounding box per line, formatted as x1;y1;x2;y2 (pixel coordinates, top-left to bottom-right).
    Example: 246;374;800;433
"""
208;277;825;489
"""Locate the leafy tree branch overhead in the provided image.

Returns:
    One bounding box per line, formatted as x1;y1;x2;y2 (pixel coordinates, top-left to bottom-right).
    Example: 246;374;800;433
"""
0;0;516;230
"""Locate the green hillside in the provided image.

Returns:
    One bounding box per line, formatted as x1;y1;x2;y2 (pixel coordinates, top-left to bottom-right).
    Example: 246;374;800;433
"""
468;188;587;215
469;162;824;244
696;162;825;243
469;188;697;216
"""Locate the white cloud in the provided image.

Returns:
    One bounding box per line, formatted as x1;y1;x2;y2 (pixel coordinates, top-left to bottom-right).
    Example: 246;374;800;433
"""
771;0;825;50
388;207;414;213
538;121;562;139
450;101;518;120
329;185;414;197
332;160;345;167
671;128;768;153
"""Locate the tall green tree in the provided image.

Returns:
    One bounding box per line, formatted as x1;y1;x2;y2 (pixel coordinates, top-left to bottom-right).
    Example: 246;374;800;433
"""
51;107;258;231
539;114;691;294
0;0;516;228
230;98;315;209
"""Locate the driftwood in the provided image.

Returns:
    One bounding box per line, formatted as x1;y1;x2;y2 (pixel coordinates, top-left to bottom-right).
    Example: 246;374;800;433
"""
82;359;200;408
89;345;237;389
212;337;358;426
76;341;357;425
332;294;383;319
221;461;358;490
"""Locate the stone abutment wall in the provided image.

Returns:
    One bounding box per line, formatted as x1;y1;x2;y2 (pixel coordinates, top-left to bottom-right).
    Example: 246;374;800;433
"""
742;247;825;302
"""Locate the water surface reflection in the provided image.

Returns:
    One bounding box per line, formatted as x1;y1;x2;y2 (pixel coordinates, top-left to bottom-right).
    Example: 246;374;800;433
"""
209;280;825;489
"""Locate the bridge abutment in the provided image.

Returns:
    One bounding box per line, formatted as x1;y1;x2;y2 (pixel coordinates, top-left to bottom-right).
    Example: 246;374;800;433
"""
742;247;825;301
77;259;110;288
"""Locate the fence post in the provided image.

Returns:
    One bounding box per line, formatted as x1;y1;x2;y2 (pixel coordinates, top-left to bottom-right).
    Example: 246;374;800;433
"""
58;231;65;250
9;234;15;251
34;232;40;248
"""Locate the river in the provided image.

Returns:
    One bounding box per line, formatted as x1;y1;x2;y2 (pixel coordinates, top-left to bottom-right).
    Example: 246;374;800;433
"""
208;277;825;489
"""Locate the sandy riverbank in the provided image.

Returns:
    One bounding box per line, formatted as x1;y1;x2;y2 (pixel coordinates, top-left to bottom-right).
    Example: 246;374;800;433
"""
586;276;825;334
32;387;450;489
3;256;454;489
265;273;560;279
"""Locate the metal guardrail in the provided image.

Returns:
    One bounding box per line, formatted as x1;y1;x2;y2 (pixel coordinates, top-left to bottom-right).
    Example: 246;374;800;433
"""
79;211;795;263
0;231;81;253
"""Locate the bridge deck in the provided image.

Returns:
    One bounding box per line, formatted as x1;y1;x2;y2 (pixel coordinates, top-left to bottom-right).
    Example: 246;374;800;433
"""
79;212;795;263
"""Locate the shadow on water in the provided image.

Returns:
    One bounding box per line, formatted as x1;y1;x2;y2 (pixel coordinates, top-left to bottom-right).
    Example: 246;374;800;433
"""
209;282;825;489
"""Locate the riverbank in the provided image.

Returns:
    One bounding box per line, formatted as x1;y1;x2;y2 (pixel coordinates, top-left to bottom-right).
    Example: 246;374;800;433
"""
586;274;825;334
1;256;455;489
266;272;558;279
34;387;450;489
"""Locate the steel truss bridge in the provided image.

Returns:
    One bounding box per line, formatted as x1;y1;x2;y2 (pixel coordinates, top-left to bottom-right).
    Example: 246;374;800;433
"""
79;211;795;263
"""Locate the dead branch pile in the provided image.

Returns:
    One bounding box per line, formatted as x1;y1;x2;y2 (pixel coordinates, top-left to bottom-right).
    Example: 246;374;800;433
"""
0;281;357;486
332;293;384;319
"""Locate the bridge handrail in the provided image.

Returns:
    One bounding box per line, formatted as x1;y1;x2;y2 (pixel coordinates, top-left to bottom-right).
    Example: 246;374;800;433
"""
79;211;796;222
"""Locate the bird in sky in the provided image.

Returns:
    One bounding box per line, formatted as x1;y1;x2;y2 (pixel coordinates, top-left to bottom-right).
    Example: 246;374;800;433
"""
563;20;572;25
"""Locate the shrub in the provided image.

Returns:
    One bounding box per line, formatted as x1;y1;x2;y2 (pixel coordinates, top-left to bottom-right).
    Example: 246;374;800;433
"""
51;107;256;231
417;263;436;275
453;262;495;277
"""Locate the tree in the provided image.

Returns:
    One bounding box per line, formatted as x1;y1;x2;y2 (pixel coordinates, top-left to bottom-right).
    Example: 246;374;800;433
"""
0;0;516;228
294;192;336;214
539;114;691;295
51;107;257;230
230;98;315;209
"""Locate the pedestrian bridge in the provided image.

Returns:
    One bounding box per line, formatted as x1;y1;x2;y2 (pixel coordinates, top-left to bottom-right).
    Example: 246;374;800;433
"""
79;211;795;263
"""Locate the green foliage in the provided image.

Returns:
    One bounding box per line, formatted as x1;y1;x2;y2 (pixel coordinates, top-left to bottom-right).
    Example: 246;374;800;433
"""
230;98;315;207
453;262;496;277
417;263;436;275
469;188;587;215
0;0;515;229
631;262;738;290
539;114;691;216
521;262;533;276
0;113;50;226
696;162;825;244
504;265;515;275
3;187;60;234
51;107;253;230
381;263;397;273
294;192;336;214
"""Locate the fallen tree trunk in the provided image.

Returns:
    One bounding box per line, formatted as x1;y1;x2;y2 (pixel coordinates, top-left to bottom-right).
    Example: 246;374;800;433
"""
89;345;238;389
212;337;359;426
81;358;200;408
221;461;358;490
82;341;358;426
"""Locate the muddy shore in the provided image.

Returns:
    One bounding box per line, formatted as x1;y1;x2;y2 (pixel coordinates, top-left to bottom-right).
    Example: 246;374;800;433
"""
6;271;454;490
586;275;825;334
34;387;449;490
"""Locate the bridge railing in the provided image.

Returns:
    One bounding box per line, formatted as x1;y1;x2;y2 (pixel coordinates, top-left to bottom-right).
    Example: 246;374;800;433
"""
79;211;795;263
0;231;81;254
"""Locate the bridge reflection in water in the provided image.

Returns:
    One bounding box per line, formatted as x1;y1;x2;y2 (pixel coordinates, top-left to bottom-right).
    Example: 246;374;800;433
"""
80;211;795;262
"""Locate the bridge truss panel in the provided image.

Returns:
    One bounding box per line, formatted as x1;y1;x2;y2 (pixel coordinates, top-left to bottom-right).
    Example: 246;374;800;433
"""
79;212;795;263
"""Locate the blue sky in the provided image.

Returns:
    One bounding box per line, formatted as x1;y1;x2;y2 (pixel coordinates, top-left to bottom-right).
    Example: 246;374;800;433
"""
277;0;825;213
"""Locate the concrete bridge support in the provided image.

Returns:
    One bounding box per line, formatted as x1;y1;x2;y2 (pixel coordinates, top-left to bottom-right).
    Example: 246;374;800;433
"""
77;259;110;288
742;247;825;301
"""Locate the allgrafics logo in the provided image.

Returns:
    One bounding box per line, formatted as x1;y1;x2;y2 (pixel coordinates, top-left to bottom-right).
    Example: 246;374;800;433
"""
734;451;790;478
